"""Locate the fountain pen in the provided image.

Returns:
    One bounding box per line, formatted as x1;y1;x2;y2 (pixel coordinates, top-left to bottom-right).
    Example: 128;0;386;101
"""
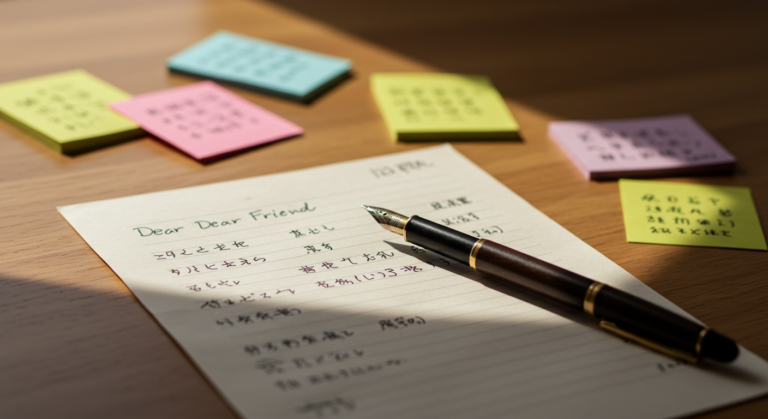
362;205;739;364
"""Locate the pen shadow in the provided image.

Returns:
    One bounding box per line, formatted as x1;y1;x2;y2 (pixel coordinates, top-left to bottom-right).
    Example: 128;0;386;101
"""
383;240;766;385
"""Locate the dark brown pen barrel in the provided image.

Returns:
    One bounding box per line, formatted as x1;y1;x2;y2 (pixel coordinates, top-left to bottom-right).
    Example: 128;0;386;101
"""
403;219;738;362
405;216;477;264
474;241;592;310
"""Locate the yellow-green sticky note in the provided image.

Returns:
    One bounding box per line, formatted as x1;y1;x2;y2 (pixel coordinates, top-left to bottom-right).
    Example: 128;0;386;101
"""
0;70;142;154
619;179;767;250
370;73;519;142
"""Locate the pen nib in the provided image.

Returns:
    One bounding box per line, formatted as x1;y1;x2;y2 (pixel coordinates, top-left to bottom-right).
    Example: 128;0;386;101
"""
361;205;410;237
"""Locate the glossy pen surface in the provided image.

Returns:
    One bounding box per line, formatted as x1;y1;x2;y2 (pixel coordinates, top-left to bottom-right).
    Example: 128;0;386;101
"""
362;205;739;364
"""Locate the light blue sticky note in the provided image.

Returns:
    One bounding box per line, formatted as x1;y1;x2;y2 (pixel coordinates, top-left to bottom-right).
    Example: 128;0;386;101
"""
167;31;352;103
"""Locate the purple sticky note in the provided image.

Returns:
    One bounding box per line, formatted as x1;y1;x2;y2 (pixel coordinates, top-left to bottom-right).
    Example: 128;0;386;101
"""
110;81;303;162
548;115;736;180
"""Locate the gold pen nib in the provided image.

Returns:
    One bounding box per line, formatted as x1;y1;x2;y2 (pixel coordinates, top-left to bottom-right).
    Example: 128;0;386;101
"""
361;205;410;237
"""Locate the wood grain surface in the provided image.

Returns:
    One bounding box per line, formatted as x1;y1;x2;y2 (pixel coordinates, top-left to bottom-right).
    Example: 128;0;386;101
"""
1;0;766;417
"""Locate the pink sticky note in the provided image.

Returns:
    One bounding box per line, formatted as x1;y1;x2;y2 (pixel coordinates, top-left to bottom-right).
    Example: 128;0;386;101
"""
548;115;736;180
110;81;303;161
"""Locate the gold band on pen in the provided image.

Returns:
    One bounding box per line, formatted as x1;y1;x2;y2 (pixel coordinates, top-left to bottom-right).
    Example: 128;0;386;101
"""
469;239;486;269
401;216;413;242
695;328;710;358
583;282;604;317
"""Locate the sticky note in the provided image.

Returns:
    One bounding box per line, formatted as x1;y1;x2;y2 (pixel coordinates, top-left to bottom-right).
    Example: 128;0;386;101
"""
110;81;303;162
370;73;520;142
549;115;736;180
619;179;766;250
167;31;352;103
0;70;142;153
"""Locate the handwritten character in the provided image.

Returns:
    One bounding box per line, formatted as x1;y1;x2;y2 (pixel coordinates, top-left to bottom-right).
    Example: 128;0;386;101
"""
316;281;334;288
256;312;273;321
321;262;337;270
232;241;248;248
341;257;357;265
321;243;332;251
290;230;304;238
276;289;295;295
299;265;316;274
171;269;180;276
205;263;218;270
196;246;208;253
201;300;221;309
187;266;199;274
214;244;230;251
305;245;320;254
187;284;201;292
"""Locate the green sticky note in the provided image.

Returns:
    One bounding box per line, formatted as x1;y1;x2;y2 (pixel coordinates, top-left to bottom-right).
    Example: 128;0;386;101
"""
370;73;519;142
619;179;767;250
0;70;142;154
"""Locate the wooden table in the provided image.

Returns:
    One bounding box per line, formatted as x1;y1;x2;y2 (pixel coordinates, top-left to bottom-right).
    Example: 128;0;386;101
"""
1;0;766;417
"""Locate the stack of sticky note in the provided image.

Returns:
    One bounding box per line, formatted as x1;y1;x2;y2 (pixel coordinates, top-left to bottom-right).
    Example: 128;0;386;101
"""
110;81;303;162
370;73;520;142
168;31;351;103
548;115;736;180
0;70;142;154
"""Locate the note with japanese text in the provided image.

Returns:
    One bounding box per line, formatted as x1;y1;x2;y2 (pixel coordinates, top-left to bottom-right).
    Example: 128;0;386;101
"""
58;145;768;419
168;31;351;103
0;70;141;153
548;115;736;180
619;179;767;250
371;73;519;141
110;81;303;162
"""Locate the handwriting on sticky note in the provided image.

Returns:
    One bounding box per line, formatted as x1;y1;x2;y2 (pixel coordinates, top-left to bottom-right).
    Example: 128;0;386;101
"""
0;69;140;153
548;115;736;180
370;73;519;141
110;81;303;161
619;179;767;250
167;31;351;102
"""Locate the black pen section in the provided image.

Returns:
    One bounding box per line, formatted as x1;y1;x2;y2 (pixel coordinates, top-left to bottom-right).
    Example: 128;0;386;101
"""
405;216;477;265
594;286;738;363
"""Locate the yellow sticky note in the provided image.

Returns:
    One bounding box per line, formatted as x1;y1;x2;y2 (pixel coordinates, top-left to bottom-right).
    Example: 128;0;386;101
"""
371;73;519;141
0;70;141;153
619;179;767;250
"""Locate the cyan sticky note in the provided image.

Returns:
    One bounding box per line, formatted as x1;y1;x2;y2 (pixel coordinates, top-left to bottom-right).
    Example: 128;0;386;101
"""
167;31;352;103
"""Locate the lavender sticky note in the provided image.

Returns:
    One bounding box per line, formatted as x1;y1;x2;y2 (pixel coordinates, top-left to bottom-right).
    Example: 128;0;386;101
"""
548;115;736;180
110;81;303;162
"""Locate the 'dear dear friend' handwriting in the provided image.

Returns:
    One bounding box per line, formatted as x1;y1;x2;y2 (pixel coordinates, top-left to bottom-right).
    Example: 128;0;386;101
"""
132;202;316;237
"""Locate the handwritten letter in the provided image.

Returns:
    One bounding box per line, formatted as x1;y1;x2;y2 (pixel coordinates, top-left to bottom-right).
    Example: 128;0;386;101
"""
0;70;141;153
167;31;352;102
548;115;736;180
619;179;767;250
110;81;303;162
59;146;768;418
370;73;519;141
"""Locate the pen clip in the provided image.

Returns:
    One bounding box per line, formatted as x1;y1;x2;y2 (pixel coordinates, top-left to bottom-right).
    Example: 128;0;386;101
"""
599;320;700;364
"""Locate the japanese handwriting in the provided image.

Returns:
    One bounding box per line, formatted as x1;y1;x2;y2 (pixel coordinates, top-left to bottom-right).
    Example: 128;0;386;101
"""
431;197;471;210
378;316;426;331
215;308;301;327
471;225;503;237
370;160;433;178
441;212;480;226
243;329;355;356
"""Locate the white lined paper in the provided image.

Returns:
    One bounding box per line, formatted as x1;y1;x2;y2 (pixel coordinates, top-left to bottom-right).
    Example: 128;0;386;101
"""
59;145;768;419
